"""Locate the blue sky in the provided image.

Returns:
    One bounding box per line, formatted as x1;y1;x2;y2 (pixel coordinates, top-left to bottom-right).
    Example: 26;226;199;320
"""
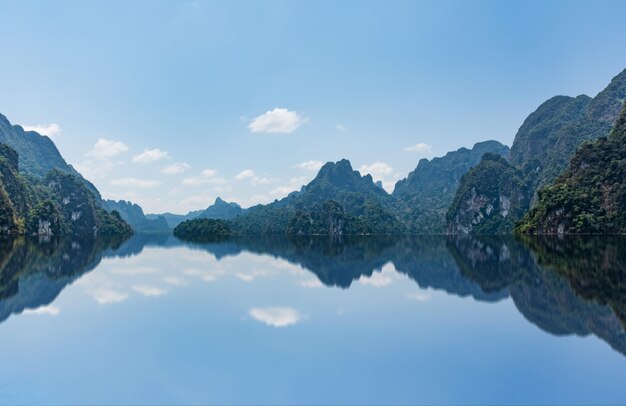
1;0;626;213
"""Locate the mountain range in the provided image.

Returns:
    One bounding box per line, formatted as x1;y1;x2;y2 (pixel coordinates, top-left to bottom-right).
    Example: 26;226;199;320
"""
2;68;625;236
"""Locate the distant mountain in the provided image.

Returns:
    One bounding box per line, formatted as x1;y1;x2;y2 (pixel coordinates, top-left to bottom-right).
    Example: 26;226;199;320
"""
517;103;626;234
231;159;402;235
392;140;510;233
103;200;170;234
0;113;102;200
146;211;202;229
447;68;626;234
197;197;245;220
146;198;243;229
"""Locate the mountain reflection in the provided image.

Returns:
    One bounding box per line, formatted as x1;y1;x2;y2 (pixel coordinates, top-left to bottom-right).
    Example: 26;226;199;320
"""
0;233;624;356
0;236;128;324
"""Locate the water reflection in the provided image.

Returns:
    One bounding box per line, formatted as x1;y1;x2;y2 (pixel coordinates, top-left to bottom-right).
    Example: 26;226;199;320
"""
0;233;624;356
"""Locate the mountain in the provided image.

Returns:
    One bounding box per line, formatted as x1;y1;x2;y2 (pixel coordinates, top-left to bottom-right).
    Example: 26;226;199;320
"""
197;197;245;220
517;103;626;234
447;68;626;234
146;211;202;229
392;140;510;233
0;113;131;237
145;198;243;229
0;113;102;200
103;200;170;234
0;143;130;236
229;159;402;235
447;153;531;234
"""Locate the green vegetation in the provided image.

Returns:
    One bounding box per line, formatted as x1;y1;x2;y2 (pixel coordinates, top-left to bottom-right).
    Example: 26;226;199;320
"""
0;143;131;237
517;104;626;234
231;159;403;235
392;140;510;233
0;113;102;199
174;218;232;241
447;153;530;234
197;197;244;220
447;68;626;234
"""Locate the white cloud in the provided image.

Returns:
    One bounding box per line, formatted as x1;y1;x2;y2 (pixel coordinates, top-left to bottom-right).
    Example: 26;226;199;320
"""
133;285;167;297
110;178;161;188
336;124;347;132
73;159;121;180
23;123;62;138
183;169;227;186
86;138;129;160
404;143;432;154
248;108;303;134
201;169;218;178
269;176;308;198
133;148;169;163
359;272;394;287
406;291;432;302
23;305;61;316
235;169;255;180
161;162;191;175
179;194;216;209
90;288;128;304
163;276;189;286
251;176;276;186
183;177;208;186
359;162;393;178
358;263;397;287
249;307;301;327
295;160;324;171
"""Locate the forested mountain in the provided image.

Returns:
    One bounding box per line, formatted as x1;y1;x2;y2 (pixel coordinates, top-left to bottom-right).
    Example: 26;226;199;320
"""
447;153;530;234
447;68;626;234
517;103;626;234
197;197;245;220
0;113;131;236
229;159;402;235
0;113;102;199
392;141;510;233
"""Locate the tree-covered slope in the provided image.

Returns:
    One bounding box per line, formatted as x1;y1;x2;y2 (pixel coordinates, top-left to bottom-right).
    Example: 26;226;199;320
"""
447;68;626;235
392;140;510;233
447;153;530;234
0;113;101;200
517;104;626;234
0;142;130;236
222;160;403;235
197;197;245;220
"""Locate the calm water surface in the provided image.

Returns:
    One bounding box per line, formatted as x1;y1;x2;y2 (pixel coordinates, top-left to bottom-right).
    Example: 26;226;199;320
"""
0;235;624;405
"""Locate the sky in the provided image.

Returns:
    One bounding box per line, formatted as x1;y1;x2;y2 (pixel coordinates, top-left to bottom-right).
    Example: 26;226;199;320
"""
1;0;626;214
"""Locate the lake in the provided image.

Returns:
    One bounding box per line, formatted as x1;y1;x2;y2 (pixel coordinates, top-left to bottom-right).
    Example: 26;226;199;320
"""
0;234;624;405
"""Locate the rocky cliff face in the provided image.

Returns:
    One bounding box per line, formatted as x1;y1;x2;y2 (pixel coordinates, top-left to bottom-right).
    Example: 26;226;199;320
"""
447;154;530;234
0;113;102;200
392;140;510;233
517;103;626;234
0;142;130;237
447;68;626;234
